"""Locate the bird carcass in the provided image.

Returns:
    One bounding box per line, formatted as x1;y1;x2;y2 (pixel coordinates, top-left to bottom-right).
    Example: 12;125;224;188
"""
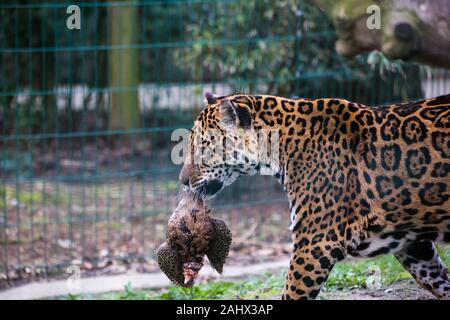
157;191;232;287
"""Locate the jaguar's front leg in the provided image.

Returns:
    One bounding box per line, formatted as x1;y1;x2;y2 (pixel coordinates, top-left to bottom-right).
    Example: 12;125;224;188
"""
282;238;346;300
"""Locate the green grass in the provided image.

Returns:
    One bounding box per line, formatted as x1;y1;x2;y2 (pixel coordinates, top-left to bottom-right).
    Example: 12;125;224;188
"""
60;273;285;300
60;246;450;300
325;255;410;290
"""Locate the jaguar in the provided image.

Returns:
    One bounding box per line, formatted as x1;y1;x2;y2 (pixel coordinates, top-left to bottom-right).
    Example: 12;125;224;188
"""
179;92;450;300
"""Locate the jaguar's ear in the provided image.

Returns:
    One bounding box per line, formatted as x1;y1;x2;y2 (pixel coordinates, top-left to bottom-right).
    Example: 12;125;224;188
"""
205;92;219;104
218;100;252;129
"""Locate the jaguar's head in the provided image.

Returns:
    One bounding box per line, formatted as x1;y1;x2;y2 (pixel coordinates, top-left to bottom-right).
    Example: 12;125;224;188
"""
179;92;266;199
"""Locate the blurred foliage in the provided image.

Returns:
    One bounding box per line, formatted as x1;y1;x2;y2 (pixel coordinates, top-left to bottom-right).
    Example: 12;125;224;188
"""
0;0;426;136
173;0;341;94
171;0;424;101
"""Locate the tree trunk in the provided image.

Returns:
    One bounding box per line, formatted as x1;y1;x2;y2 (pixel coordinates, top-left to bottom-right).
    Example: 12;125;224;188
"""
108;0;140;130
311;0;450;69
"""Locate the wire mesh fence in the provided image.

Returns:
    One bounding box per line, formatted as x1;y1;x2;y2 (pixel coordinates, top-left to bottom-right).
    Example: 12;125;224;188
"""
1;0;449;286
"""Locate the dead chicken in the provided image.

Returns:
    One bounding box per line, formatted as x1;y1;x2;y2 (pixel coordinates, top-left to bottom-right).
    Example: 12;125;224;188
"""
157;191;232;287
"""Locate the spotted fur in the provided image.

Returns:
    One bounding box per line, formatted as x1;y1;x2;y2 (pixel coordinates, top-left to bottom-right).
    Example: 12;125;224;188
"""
179;93;450;299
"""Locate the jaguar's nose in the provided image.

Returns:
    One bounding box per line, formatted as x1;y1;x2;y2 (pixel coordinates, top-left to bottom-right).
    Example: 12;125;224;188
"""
179;163;193;187
180;176;189;187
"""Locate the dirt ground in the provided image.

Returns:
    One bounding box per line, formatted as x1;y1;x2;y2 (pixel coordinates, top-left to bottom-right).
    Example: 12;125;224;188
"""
318;280;435;300
258;279;435;300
